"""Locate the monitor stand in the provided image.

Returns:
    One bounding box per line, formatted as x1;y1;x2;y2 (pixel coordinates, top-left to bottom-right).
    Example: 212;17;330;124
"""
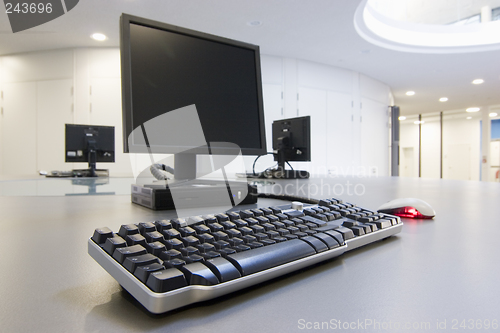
71;147;108;177
272;149;310;179
133;152;258;211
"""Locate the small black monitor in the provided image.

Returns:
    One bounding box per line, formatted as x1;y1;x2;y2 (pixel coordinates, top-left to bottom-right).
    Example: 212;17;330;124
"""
120;14;266;180
272;116;311;179
65;124;115;177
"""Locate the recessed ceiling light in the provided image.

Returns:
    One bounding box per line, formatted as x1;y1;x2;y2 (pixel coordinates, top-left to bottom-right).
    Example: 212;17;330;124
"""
439;97;448;102
91;33;107;41
466;116;472;120
472;79;484;84
398;116;406;120
247;20;262;27
490;112;498;117
466;107;480;112
414;120;424;124
406;91;415;96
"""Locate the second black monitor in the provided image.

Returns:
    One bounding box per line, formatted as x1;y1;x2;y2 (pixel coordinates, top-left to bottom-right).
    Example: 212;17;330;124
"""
272;116;311;179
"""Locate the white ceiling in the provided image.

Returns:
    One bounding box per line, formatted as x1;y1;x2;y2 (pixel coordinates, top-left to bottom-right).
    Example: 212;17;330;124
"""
0;0;499;115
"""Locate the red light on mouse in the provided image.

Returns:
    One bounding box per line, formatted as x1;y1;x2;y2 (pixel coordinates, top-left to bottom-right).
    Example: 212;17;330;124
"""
390;206;431;219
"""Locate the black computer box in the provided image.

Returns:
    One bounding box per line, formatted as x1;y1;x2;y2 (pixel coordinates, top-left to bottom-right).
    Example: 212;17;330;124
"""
131;180;258;210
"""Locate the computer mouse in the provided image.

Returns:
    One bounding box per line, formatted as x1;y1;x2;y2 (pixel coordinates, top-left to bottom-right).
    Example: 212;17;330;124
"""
377;198;435;219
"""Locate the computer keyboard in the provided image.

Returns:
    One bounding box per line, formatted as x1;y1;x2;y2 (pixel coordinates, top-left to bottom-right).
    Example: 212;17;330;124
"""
88;196;402;313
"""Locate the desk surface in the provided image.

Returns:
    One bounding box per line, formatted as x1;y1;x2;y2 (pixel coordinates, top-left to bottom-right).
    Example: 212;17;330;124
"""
1;176;499;333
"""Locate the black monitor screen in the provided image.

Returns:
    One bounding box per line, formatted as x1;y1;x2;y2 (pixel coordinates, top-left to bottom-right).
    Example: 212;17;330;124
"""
65;124;115;163
121;14;266;155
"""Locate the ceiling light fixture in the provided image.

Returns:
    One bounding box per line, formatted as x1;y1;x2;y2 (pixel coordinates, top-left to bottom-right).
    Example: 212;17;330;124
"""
91;33;107;41
414;120;424;125
490;113;498;117
247;20;262;27
466;107;480;112
472;79;484;84
398;116;406;120
466;117;472;120
406;91;415;96
439;97;448;102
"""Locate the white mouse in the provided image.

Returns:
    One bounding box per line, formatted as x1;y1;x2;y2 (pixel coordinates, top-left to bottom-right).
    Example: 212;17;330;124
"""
377;198;435;219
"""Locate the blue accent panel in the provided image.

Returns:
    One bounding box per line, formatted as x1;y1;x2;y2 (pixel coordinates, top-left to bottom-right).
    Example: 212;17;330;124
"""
492;119;500;139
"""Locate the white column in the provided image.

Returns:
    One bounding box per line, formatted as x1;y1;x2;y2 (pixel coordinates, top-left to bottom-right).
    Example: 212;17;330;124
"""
481;107;491;181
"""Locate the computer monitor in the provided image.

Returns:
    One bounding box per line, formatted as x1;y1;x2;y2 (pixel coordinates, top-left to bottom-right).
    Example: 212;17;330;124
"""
120;14;266;180
272;116;311;179
65;124;115;177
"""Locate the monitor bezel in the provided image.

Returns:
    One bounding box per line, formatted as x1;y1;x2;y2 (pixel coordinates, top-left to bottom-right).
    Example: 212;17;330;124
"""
120;13;267;156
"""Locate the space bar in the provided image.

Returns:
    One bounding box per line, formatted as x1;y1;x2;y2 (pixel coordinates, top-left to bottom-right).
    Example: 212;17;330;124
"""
226;239;316;276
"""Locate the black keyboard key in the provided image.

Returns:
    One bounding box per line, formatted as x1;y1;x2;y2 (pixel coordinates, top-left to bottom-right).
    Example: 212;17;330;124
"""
123;253;160;273
187;216;205;225
218;248;237;257
193;224;211;234
233;219;248;228
228;238;244;247
239;227;253;236
92;227;114;244
144;231;164;243
239;210;254;218
154;220;172;232
242;235;257;243
312;232;340;249
332;226;354;240
212;231;229;241
196;243;216;253
118;224;139;238
171;218;187;229
114;247;143;268
159;249;182;261
260;208;273;215
374;219;392;229
144;241;167;256
226;211;240;221
266;215;279;223
304;230;317;235
275;213;288;221
285;210;305;219
250;209;264;217
162;229;181;240
324;230;345;246
179;226;196;237
208;223;224;232
244;218;259;226
164;258;186;269
204;257;241;282
184;254;205;263
181;235;200;247
226;239;316;276
261;239;277;245
215;213;229;222
138;222;156;234
300;236;328;253
269;206;282;214
202;215;218;224
196;233;215;244
180;262;219;285
213;240;230;249
180;246;200;256
220;221;236;230
126;234;147;247
146;268;187;293
103;236;126;255
248;242;264;249
250;225;265;233
234;244;251;252
254;232;269;241
226;229;242;238
134;263;165;283
202;251;221;260
164;238;184;250
358;216;374;223
350;226;365;236
342;220;359;228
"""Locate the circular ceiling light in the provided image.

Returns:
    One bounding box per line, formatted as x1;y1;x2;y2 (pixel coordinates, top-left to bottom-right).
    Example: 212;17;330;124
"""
466;107;480;112
406;91;415;96
466;117;472;119
398;116;406;120
91;33;107;41
354;0;500;53
472;79;484;84
247;20;262;27
439;97;448;102
490;112;498;117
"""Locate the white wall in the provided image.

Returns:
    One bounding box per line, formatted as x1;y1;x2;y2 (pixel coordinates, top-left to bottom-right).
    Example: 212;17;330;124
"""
0;49;392;178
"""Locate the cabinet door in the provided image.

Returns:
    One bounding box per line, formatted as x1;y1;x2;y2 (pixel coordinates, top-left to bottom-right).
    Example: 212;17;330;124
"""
2;82;37;175
327;91;353;175
37;79;74;172
298;87;327;174
361;98;389;176
89;77;132;176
